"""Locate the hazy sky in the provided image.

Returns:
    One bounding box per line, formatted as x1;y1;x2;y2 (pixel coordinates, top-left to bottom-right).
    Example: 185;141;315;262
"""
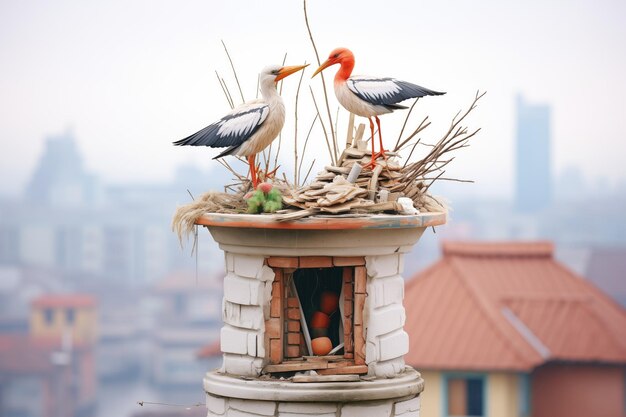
1;0;625;197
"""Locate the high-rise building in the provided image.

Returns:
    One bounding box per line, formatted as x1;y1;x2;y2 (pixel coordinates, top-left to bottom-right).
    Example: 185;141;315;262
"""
515;95;551;212
25;130;101;207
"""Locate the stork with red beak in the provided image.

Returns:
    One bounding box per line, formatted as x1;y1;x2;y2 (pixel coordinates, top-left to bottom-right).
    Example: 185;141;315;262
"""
174;64;308;188
312;48;445;168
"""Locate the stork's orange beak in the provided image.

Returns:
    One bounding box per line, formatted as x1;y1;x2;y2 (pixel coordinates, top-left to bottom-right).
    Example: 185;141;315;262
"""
275;64;309;81
312;59;334;78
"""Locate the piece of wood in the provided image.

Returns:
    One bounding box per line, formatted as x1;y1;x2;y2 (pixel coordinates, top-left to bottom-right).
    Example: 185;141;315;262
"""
354;324;366;366
354;294;365;326
343;283;353;301
299;256;333;268
263;361;328;373
326;360;353;369
292;374;360;383
302;355;345;362
346;112;355;149
265;318;281;339
267;257;299;268
270;338;282;364
354;266;367;294
318;365;368;375
334;256;365;267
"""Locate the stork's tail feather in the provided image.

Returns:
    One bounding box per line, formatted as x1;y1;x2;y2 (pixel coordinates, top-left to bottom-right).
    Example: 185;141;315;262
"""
213;145;240;160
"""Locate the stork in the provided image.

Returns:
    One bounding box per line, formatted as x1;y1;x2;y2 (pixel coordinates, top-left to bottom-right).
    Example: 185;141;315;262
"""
174;64;308;188
312;48;445;168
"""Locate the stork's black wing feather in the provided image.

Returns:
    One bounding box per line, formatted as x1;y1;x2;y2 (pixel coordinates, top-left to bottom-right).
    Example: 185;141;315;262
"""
347;76;445;107
173;103;269;149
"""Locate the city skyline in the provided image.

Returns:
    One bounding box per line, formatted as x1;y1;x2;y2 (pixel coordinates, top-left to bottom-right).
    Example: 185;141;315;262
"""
1;0;626;198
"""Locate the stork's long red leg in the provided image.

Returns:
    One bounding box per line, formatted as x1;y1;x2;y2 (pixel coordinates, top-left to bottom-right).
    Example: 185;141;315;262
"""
368;117;377;169
374;116;387;160
248;155;258;189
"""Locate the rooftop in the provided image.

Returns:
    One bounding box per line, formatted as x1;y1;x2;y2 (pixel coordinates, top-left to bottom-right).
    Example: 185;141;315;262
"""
32;294;97;308
405;241;626;371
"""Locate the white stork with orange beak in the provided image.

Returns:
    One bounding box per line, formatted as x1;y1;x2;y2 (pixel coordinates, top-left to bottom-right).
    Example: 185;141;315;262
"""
312;48;445;168
174;64;308;188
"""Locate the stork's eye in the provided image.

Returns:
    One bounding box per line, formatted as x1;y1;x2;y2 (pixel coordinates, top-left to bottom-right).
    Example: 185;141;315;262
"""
333;53;340;58
271;69;279;75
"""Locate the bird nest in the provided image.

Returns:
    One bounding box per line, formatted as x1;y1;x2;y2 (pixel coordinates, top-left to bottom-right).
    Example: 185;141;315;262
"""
172;91;484;245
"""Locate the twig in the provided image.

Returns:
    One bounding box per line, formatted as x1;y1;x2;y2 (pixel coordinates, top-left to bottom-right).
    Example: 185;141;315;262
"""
293;60;306;185
310;86;335;165
303;0;338;163
302;158;317;184
394;99;419;151
221;40;245;103
215;71;234;109
298;114;318;186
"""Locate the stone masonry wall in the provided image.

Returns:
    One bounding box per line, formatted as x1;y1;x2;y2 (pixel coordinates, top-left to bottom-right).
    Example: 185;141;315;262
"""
220;253;274;377
365;253;409;377
206;393;421;417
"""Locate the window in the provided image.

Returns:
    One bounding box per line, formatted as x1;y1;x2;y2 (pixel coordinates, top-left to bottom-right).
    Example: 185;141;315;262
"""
44;308;54;325
445;374;485;417
66;308;75;324
263;256;367;376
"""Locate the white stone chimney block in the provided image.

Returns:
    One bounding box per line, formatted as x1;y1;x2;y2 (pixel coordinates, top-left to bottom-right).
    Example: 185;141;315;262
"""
378;329;409;362
367;304;406;337
233;254;265;278
220;325;249;355
366;254;400;278
394;396;421;415
341;401;393;417
229;398;276;416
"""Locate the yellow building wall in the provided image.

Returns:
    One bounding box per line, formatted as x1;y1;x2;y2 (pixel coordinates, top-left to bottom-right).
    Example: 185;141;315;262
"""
487;372;520;417
420;370;443;417
417;370;521;417
30;307;97;344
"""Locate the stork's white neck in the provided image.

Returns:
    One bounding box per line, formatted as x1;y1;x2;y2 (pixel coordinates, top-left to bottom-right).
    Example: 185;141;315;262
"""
259;77;282;106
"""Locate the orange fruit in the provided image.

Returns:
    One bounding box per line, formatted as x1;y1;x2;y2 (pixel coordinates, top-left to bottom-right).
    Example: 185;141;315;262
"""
311;337;333;355
311;311;330;329
320;291;339;315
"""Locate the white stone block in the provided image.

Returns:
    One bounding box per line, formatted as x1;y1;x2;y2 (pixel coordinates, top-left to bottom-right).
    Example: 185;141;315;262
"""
365;341;378;364
278;402;338;414
233;254;265;278
367;304;405;338
395;396;420;415
368;357;405;378
368;279;385;309
384;275;404;305
225;252;235;272
229;398;276;416
220;326;250;355
207;393;227;415
368;275;405;308
224;274;264;306
223;301;264;330
280;413;336;417
222;354;264;376
341;400;393;417
398;253;405;274
257;265;275;282
227;409;266;417
224;273;253;305
246;331;264;358
378;329;409;362
395;411;418;417
366;254;399;278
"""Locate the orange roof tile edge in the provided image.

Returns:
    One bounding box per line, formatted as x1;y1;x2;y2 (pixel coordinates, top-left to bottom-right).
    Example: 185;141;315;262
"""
442;240;554;257
32;294;96;308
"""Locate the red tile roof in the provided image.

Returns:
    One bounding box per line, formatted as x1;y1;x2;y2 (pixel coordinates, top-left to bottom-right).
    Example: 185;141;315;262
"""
405;241;626;371
32;294;96;308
